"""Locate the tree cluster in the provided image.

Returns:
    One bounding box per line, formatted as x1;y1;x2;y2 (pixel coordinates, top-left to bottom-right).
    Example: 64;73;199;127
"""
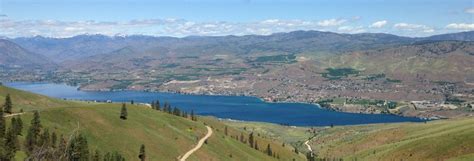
150;100;197;121
3;94;13;114
0;110;22;160
228;129;280;159
10;111;125;161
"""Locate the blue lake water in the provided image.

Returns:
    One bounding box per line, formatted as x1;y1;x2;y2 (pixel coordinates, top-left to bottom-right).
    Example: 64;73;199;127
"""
5;82;424;126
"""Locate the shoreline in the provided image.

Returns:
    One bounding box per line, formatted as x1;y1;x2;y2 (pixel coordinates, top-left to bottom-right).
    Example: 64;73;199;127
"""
4;81;438;120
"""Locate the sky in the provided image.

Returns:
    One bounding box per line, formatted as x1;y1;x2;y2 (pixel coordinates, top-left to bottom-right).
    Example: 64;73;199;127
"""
0;0;473;38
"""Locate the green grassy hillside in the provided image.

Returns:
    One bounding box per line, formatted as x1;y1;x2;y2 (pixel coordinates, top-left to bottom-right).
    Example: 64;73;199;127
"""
309;118;474;161
224;121;312;149
0;85;305;161
224;115;474;161
0;85;83;112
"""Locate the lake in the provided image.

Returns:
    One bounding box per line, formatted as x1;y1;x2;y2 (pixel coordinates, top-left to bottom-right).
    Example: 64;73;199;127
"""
5;82;424;126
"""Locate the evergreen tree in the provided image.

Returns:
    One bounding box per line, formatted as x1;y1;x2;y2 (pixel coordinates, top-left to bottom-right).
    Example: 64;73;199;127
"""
0;107;5;138
39;128;51;147
113;151;125;161
11;117;17;135
138;144;146;161
163;102;169;112
15;116;23;136
173;107;179;116
51;131;57;148
155;100;161;111
104;151;125;161
104;152;111;161
92;150;101;161
190;110;196;121
150;101;155;109
167;105;172;114
67;134;90;161
306;152;315;161
120;103;128;120
240;132;245;143
248;132;254;148
224;126;228;136
266;144;273;156
4;127;18;160
25;111;41;154
3;94;13;114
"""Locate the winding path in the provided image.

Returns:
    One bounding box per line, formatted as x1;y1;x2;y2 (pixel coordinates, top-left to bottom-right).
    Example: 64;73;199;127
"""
304;140;312;152
179;126;213;161
305;135;316;157
4;112;25;118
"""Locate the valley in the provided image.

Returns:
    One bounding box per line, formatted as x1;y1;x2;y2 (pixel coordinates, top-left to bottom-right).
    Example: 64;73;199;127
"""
1;31;473;119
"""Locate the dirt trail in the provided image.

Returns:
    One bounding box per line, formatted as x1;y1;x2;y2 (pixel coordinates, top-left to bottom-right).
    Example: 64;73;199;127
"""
179;126;213;161
304;140;312;152
4;112;25;117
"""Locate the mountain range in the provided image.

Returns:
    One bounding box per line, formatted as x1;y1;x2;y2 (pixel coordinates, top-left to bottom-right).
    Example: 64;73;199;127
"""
4;30;473;67
1;30;473;89
0;39;55;69
1;30;473;119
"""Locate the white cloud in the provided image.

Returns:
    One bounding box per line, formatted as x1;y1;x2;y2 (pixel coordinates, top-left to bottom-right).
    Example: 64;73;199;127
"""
0;18;445;38
0;18;339;38
465;7;474;14
337;26;366;33
317;19;347;27
260;19;280;24
369;20;388;28
446;23;474;30
394;23;434;33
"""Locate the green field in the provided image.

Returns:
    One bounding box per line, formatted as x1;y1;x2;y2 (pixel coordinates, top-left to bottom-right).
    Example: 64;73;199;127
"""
252;54;297;64
0;85;305;161
321;68;359;80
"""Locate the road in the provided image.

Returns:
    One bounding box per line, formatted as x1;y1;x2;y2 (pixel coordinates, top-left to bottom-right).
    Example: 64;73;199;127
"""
179;126;213;161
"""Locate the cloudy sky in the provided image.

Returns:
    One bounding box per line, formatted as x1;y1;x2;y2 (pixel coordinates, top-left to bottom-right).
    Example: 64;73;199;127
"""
0;0;473;38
